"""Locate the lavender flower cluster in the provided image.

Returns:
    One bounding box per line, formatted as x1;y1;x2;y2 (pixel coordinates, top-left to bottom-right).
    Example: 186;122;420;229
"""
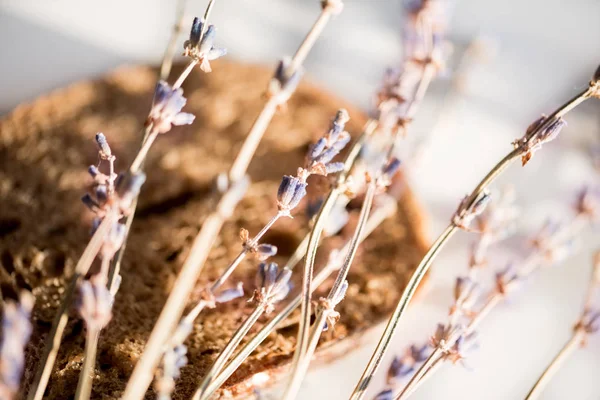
0;292;34;400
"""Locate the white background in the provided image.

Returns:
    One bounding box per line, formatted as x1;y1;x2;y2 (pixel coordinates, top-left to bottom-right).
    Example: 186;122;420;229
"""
1;1;600;399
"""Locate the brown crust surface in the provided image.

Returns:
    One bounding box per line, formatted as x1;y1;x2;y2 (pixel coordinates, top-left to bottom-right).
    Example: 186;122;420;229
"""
0;60;429;399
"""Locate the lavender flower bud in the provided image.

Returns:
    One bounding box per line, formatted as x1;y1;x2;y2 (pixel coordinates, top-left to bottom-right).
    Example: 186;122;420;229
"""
514;116;566;166
373;389;393;400
578;309;600;334
277;175;307;216
150;81;195;134
387;356;414;383
253;263;292;312
268;57;304;104
183;20;226;72
309;138;327;160
0;291;34;397
78;278;113;331
81;193;100;211
325;162;345;175
592;64;600;85
116;171;147;213
95;133;113;160
453;189;491;230
321;0;344;14
256;244;278;261
378;157;402;188
214;282;245;303
188;17;203;48
101;222;127;259
88;165;100;178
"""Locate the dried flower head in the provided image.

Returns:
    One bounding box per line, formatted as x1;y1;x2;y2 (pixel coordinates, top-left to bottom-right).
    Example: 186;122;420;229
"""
304;109;351;177
373;389;393;400
377;157;402;189
574;185;600;219
277;175;308;217
386;343;430;384
0;291;34;399
452;189;491;230
183;17;227;72
149;81;195;134
530;219;577;266
155;344;189;400
251;263;292;313
451;276;480;316
512;115;566;166
445;331;478;367
267;57;304;104
95;133;115;161
321;280;348;332
214;282;245;304
495;264;521;296
321;0;344;14
576;309;600;336
77;276;113;332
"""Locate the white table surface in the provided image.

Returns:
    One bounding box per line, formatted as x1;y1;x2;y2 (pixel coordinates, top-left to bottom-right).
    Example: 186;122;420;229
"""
1;1;600;399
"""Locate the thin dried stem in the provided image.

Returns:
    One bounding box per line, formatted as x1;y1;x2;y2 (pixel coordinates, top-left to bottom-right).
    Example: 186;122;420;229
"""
525;330;586;400
283;181;377;399
397;348;444;400
27;212;117;400
193;306;265;400
160;0;190;81
350;86;595;400
294;122;375;363
202;199;397;398
121;7;341;397
74;329;100;400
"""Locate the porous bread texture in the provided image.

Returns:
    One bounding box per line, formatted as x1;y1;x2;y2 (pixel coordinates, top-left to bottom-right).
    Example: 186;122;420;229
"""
0;60;429;399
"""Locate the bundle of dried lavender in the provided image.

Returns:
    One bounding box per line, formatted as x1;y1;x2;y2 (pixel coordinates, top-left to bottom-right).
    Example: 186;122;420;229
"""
352;65;600;400
122;2;346;398
525;252;600;399
184;110;351;400
382;189;598;400
282;0;450;396
0;291;34;400
29;5;221;398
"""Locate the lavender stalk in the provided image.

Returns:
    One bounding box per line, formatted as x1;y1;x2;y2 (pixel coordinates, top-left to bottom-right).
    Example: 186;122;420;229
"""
351;72;600;400
394;190;598;400
525;252;600;400
201;196;398;399
121;3;345;398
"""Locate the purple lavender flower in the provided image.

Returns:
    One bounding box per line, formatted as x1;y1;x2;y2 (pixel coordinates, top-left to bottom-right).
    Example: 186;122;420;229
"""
574;185;600;220
446;331;478;367
115;171;147;213
378;157;402;188
156;344;189;400
373;389;393;400
452;189;492;230
77;277;113;332
95;133;114;161
183;18;227;73
386;343;430;384
452;276;480;315
277;175;308;217
267;57;304;104
304;109;351;177
214;282;245;304
149;81;195;134
0;291;33;399
577;309;600;334
513;115;566;166
255;244;278;261
495;264;521;295
252;263;293;313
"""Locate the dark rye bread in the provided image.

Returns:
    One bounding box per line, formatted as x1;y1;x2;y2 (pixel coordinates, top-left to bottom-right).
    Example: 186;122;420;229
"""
0;60;429;399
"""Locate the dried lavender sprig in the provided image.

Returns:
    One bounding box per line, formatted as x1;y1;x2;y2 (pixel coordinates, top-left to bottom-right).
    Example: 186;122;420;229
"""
283;178;379;400
395;198;595;400
193;263;292;400
160;0;190;80
201;196;398;398
121;6;344;397
0;291;34;400
351;69;600;400
525;252;600;400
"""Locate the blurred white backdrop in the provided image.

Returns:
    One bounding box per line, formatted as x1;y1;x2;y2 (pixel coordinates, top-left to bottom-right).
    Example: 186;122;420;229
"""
1;0;600;399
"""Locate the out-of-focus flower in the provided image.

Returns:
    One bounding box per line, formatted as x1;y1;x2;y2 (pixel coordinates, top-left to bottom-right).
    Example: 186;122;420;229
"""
77;276;113;332
512;115;566;166
183;17;227;73
252;263;293;313
149;81;195;134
